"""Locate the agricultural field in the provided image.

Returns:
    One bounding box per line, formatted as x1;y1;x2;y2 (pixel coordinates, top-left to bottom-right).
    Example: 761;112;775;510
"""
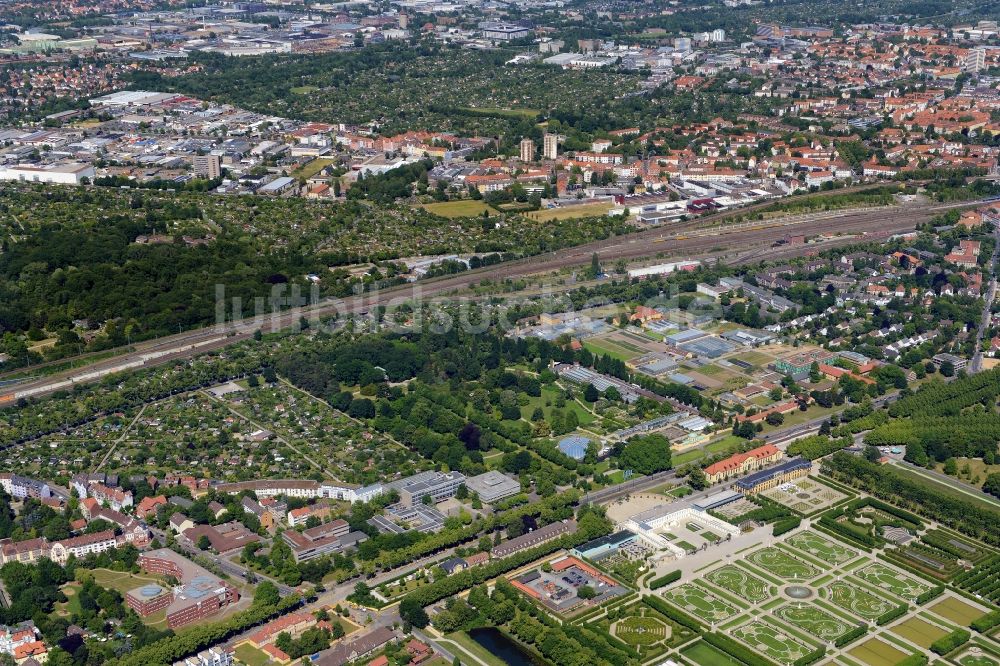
746;547;820;581
785;531;858;565
729;620;813;665
705;565;771;603
772;603;852;641
661;583;741;623
824;581;897;620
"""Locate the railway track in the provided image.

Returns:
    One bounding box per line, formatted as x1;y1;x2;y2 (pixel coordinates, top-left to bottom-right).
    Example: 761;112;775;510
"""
0;199;970;404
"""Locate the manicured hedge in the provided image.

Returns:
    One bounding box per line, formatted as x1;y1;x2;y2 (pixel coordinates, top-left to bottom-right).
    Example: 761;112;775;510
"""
915;586;944;605
876;604;909;626
972;609;1000;632
793;647;826;666
930;628;970;655
772;516;802;537
893;655;927;666
834;625;868;647
642;595;704;632
703;633;780;666
649;570;682;590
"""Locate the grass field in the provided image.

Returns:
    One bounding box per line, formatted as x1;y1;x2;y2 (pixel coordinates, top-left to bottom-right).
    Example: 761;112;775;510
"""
785;531;857;565
457;106;540;119
747;547;820;581
730;620;813;664
583;338;642;362
890;465;1000;512
234;643;272;666
853;563;931;600
662;583;739;623
930;596;989;626
933;457;1000;489
419;200;497;218
706;565;771;603
848;638;911;666
444;631;509;666
526;202;616;222
890;616;948;649
680;640;745;666
293;157;336;180
80;568;167;596
291;85;319;94
774;603;852;641
826;581;896;620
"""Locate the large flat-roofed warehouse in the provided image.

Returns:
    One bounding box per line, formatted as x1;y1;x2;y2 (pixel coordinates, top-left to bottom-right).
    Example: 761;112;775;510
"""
464;471;521;504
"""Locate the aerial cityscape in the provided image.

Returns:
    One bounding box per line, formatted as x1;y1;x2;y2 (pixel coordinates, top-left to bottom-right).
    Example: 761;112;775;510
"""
5;0;1000;665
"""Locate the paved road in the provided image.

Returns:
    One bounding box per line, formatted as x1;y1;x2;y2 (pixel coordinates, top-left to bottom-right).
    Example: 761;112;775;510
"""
6;199;977;405
971;223;1000;373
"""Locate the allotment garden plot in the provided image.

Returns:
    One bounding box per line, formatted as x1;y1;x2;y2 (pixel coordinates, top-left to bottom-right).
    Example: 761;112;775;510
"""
660;583;740;623
785;531;858;565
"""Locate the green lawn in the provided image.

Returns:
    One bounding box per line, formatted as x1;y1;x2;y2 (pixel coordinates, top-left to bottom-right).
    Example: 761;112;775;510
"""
419;200;497;218
443;632;509;666
293;157;336;180
681;640;745;666
235;643;272;666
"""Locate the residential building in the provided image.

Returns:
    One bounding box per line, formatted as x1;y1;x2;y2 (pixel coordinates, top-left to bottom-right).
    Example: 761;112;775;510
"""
543;133;559;160
519;138;535;163
193;154;221;179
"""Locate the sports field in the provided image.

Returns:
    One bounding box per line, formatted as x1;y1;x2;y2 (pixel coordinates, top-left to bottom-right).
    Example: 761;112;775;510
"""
661;583;740;623
825;581;897;620
854;563;932;600
785;531;857;565
930;596;990;625
730;620;812;665
747;547;820;580
848;638;911;666
890;616;948;649
526;202;616;222
706;565;771;603
773;603;851;641
615;616;669;646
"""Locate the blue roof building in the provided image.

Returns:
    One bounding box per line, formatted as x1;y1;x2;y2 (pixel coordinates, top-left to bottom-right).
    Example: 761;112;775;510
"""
557;436;591;461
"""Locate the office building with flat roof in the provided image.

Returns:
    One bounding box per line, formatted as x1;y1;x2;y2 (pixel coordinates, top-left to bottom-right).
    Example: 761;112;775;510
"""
465;471;521;504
